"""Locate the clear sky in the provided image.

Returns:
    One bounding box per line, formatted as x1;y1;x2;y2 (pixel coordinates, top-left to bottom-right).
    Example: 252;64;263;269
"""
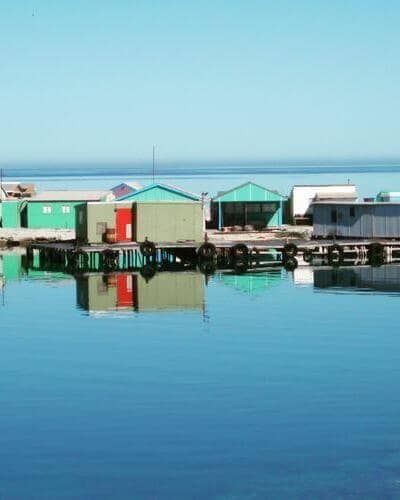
1;0;399;164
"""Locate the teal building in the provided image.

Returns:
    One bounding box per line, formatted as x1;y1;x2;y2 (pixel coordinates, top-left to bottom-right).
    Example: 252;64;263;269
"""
117;183;200;202
211;182;286;230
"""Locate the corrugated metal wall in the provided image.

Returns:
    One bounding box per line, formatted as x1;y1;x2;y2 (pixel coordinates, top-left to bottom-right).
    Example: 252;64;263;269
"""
313;203;400;238
136;202;203;243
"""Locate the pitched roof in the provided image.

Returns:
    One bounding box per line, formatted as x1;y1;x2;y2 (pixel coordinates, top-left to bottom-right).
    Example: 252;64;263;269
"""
117;183;201;201
212;181;285;202
30;190;109;202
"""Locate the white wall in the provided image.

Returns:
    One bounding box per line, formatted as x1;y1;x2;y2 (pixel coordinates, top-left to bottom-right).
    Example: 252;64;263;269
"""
291;185;357;218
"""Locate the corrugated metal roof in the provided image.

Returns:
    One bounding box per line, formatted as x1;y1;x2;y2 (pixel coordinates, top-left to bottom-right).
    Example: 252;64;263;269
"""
212;181;285;202
30;191;108;201
118;183;200;201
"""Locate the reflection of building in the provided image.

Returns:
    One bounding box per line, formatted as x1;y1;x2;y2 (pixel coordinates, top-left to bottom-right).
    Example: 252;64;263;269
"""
293;266;314;286
216;269;284;295
76;272;204;313
314;265;400;293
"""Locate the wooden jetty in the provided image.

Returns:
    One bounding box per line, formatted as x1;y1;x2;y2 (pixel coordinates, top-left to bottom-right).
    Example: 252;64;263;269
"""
26;238;400;273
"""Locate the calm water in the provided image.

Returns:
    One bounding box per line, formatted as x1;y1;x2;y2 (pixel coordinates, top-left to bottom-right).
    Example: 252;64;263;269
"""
1;165;400;499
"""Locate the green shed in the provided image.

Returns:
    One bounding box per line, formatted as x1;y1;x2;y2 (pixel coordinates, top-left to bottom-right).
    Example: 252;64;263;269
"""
76;201;204;245
1;200;24;228
211;181;286;230
23;191;109;229
117;183;200;202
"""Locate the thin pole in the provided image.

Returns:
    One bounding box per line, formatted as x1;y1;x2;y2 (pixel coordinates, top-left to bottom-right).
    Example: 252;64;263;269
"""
152;145;155;183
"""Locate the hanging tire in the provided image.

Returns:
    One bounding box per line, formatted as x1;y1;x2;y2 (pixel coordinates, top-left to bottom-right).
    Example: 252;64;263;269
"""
283;243;298;258
327;244;344;265
369;253;384;267
284;257;298;271
368;242;384;260
230;243;249;259
102;250;119;271
197;242;217;260
140;241;156;258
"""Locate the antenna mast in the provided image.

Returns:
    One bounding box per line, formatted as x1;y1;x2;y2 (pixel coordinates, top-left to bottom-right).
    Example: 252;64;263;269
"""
152;145;156;183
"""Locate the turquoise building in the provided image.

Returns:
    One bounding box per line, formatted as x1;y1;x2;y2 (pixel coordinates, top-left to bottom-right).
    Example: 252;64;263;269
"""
117;183;201;202
211;181;286;230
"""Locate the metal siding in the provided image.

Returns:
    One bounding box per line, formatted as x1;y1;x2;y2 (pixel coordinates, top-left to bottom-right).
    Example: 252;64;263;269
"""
2;201;22;228
136;202;203;243
313;203;400;238
27;201;82;229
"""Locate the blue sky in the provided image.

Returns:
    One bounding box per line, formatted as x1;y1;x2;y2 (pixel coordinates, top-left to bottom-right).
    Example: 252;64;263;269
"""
1;0;399;164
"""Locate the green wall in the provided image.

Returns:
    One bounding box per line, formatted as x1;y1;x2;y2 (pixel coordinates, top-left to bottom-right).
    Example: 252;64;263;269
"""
2;200;23;228
26;201;84;229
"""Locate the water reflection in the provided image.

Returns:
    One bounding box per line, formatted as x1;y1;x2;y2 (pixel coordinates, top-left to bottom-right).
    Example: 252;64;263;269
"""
76;272;205;313
216;268;284;295
314;265;400;294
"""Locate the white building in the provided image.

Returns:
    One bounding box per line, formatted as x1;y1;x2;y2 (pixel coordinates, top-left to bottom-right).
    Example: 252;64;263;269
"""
290;184;358;224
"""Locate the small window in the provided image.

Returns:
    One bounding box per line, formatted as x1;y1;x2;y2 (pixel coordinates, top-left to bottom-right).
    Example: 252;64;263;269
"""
349;206;355;217
42;206;52;214
96;222;106;235
61;205;71;214
331;209;337;223
78;211;83;224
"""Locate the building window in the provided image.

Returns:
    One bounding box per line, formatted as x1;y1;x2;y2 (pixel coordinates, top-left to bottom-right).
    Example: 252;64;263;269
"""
96;222;106;235
331;209;337;223
42;206;52;214
349;206;355;217
61;205;71;214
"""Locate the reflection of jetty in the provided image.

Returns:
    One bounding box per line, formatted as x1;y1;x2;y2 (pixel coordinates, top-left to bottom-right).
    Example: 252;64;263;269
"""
76;271;204;313
314;265;400;293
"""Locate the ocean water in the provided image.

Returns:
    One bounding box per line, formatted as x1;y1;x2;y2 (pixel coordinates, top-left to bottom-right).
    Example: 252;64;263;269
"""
1;166;400;499
4;162;400;198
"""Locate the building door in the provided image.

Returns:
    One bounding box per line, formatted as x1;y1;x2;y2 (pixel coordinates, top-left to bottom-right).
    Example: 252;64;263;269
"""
116;208;133;242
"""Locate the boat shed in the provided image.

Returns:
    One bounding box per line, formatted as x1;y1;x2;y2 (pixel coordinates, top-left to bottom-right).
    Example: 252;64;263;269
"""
22;191;110;229
312;201;400;238
211;182;286;230
290;184;358;224
116;183;200;202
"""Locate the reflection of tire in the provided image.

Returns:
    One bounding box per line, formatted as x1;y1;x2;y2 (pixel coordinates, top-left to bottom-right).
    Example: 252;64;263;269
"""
327;244;344;266
283;243;298;257
232;258;248;274
284;257;298;271
140;241;156;258
369;253;384;267
103;250;119;271
140;264;157;280
230;244;249;259
303;249;313;263
198;260;216;275
197;243;216;259
368;242;384;260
